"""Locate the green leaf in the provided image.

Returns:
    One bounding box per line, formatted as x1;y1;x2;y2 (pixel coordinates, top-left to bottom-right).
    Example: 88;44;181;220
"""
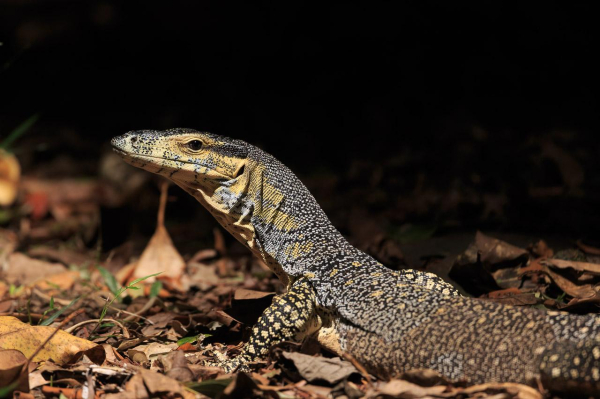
186;378;233;398
128;272;162;288
96;272;162;328
40;296;80;326
1;114;40;150
177;336;198;346
150;280;162;298
97;266;120;295
0;381;19;398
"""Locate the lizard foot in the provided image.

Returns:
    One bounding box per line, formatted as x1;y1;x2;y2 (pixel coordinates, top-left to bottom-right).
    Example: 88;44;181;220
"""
203;356;254;373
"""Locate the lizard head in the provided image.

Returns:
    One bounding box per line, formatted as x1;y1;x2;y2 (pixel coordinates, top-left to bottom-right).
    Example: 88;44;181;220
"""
111;128;249;194
113;128;332;282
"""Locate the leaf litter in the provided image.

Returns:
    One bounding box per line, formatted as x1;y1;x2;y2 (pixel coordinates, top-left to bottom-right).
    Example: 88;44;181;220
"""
1;170;600;398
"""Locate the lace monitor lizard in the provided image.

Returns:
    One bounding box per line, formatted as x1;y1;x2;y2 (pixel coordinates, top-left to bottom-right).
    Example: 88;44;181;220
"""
112;128;600;394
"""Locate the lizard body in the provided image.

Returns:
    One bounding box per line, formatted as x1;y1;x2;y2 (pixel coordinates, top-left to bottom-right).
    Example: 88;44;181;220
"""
112;129;600;394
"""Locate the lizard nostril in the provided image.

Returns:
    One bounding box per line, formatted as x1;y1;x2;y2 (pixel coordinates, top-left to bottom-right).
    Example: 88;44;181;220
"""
131;137;137;145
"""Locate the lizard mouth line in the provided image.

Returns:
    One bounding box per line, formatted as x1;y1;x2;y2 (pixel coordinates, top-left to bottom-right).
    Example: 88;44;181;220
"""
111;145;231;180
111;145;206;166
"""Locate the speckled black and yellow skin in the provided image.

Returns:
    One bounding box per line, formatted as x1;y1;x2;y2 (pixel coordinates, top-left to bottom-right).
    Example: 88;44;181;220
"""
112;129;600;394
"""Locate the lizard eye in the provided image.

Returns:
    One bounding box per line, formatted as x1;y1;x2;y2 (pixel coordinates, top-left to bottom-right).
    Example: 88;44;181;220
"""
187;140;203;151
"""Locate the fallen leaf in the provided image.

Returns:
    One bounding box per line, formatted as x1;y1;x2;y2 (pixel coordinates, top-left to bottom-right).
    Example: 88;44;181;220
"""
33;270;80;292
399;368;450;387
472;231;529;266
227;290;276;326
234;288;275;301
27;246;92;268
543;267;597;299
126;342;178;364
0;228;18;265
455;382;542;399
0;316;104;366
132;183;185;287
368;379;446;398
187;377;234;398
481;288;539;306
189;248;218;263
576;239;600;256
0;349;28;394
3;252;67;286
529;240;554;258
164;350;195;382
138;368;195;398
281;352;358;385
450;232;530;296
0;149;20;206
542;258;600;275
220;372;276;399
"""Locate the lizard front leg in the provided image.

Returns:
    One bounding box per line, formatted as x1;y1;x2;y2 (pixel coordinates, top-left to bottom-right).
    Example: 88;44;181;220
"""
208;277;319;372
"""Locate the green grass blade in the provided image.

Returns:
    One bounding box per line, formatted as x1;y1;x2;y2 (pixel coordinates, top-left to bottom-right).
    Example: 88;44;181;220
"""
1;113;40;150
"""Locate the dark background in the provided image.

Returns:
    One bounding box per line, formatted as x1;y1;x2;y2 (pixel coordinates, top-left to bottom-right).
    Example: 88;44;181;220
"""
1;1;599;247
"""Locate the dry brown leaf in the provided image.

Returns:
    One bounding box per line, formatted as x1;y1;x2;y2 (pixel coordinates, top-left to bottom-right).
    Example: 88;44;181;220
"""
33;270;79;292
450;232;529;296
281;351;358;385
542;258;600;275
20;178;100;212
0;316;104;366
122;372;148;399
529;240;554;258
453;382;542;399
234;288;276;301
0;349;29;394
132;225;186;283
189;248;218;263
0;228;18;266
3;252;67;286
0;283;8;300
543;267;597;299
399;368;450;387
184;263;220;291
482;288;538;306
473;231;529;266
0;149;20;206
368;379;447;398
131;183;185;287
27;246;91;268
164;350;195;382
220;372;270;399
115;262;137;286
576;240;600;256
213;227;227;256
42;386;104;399
126;342;178;364
131;368;196;399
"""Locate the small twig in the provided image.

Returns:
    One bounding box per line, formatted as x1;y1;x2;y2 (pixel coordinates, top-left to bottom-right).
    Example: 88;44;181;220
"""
22;308;85;374
64;318;130;338
86;367;95;399
157;180;169;227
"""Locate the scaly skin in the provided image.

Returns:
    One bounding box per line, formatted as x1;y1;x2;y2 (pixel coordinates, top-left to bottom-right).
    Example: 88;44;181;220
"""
112;129;600;394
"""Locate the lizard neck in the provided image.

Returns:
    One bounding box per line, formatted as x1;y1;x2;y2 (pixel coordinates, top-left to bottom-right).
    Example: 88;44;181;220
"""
243;154;349;280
